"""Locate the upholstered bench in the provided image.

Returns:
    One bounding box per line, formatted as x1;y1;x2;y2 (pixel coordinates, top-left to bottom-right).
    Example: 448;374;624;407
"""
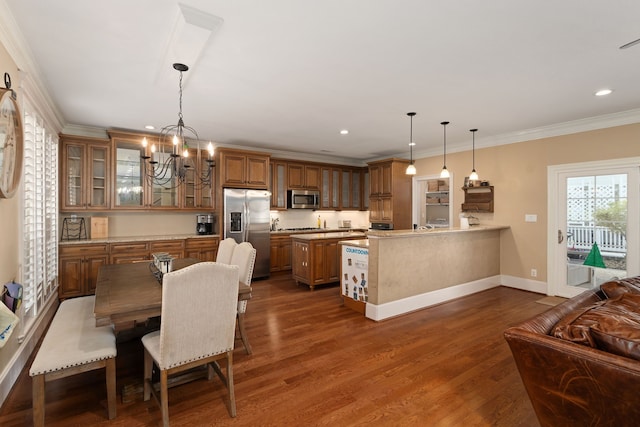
29;296;116;426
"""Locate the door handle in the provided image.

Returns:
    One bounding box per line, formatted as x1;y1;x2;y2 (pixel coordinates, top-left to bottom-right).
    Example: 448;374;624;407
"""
558;230;564;244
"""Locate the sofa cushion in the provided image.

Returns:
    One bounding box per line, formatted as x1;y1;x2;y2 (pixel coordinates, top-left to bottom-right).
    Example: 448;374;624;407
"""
552;293;640;360
600;277;640;299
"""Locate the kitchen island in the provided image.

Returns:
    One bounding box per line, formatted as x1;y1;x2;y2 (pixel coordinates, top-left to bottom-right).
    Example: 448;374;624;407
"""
291;231;366;290
358;225;508;320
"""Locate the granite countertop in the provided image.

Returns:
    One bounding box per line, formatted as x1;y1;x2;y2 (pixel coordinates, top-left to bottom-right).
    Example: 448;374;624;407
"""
59;234;221;246
270;227;367;235
290;231;367;241
366;225;509;238
338;239;369;248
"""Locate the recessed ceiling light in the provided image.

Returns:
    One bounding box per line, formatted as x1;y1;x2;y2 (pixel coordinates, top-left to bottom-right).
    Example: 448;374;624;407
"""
340;129;349;135
145;125;155;130
594;89;613;97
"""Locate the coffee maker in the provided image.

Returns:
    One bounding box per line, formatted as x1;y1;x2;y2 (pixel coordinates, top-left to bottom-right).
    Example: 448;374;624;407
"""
196;214;215;235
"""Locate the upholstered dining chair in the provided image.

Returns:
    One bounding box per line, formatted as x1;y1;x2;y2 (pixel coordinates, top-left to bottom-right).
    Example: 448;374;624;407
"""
229;242;257;355
141;262;240;426
216;237;238;264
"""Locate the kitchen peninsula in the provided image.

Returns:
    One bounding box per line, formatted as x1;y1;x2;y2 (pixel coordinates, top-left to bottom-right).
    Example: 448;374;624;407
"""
349;225;509;321
292;231;366;290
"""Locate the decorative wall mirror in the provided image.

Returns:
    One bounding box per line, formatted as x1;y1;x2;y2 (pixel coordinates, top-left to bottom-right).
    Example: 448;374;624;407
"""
0;72;23;198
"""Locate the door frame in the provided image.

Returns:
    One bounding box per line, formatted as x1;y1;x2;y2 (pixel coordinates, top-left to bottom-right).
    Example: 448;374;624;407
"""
547;157;640;297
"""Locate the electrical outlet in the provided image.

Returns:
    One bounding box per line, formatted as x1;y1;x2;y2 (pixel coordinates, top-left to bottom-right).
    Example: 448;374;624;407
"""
531;269;537;278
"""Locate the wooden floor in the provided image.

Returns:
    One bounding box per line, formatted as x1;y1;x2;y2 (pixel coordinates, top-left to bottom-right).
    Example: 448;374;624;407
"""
0;274;548;426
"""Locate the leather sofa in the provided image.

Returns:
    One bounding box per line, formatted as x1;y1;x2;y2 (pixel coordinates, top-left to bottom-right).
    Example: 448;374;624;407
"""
504;277;640;427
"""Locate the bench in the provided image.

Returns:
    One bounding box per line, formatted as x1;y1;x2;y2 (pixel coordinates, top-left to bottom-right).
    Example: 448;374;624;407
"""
29;296;116;426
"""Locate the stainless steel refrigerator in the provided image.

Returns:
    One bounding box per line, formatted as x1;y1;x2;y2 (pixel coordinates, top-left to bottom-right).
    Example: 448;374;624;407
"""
223;188;271;279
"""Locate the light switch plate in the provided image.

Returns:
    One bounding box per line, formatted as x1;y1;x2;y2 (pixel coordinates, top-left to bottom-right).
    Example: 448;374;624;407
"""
525;214;537;222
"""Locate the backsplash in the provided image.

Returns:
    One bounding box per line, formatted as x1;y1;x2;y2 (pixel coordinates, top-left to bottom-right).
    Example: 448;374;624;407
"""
269;210;369;231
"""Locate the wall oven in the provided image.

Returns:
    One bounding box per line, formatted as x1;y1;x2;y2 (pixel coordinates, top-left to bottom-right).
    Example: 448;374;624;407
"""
287;189;320;209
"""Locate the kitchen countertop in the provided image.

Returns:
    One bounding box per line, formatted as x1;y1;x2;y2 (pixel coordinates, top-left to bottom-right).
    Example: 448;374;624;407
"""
290;231;367;241
338;239;369;248
367;225;508;238
270;227;367;235
59;234;221;246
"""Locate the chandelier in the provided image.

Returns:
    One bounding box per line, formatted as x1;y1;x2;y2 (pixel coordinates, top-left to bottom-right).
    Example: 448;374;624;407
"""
141;63;214;189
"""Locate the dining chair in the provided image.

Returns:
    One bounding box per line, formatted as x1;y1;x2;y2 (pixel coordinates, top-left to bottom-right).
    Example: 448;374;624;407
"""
141;262;240;426
229;242;257;355
216;237;238;264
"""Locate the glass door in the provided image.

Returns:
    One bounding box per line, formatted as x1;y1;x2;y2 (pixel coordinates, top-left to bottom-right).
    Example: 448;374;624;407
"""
549;159;639;297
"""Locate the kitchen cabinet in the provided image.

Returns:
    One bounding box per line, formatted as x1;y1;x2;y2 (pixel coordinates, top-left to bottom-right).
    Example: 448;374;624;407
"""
185;237;219;261
218;148;270;189
109;241;150;264
291;233;366;290
287;162;321;190
341;167;363;210
368;158;412;228
183;147;215;209
60;135;110;211
150;240;185;259
58;244;109;299
270;161;288;209
270;234;292;272
462;186;494;213
321;167;341;210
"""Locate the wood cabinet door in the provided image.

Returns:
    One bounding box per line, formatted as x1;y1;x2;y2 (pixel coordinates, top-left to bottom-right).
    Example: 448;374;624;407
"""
59;257;84;299
304;165;321;189
380;162;393;195
87;144;110;209
281;240;292;270
292;241;309;281
369;165;381;195
381;196;393;221
324;241;340;282
287;163;305;188
246;155;269;187
310;242;325;284
86;255;109;294
221;152;247;186
270;162;287;209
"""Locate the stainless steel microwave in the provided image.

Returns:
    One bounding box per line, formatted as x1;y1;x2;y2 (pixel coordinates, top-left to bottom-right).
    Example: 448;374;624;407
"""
287;189;320;209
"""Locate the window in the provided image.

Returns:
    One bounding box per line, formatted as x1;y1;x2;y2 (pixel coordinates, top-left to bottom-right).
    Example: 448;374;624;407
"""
20;101;58;332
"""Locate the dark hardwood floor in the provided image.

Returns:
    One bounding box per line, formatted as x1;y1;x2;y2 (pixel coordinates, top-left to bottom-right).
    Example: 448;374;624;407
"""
0;274;548;426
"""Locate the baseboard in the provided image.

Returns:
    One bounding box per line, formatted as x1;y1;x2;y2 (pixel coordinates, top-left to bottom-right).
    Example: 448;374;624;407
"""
499;274;548;294
365;276;502;321
0;294;58;407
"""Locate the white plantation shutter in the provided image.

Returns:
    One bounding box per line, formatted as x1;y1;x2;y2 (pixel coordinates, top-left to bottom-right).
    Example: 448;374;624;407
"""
21;104;58;318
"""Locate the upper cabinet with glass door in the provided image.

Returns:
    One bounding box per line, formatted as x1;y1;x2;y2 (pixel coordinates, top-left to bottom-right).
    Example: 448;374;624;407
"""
110;131;147;209
60;135;110;211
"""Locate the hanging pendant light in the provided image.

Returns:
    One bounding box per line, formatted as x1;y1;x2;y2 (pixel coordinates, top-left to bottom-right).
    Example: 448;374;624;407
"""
440;121;450;178
405;112;417;175
469;128;479;181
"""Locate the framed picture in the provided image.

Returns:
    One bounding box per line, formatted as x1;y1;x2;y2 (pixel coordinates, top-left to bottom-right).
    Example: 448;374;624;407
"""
464;176;469;188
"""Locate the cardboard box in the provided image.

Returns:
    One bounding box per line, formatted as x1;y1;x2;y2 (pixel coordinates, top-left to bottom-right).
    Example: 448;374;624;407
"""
90;217;108;239
427;180;439;192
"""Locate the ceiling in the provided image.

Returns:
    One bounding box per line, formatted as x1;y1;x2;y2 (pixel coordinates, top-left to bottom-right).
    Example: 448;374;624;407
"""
4;0;640;164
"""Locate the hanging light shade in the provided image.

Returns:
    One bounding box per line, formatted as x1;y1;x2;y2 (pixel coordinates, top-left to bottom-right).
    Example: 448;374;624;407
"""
440;121;450;178
141;63;214;189
469;128;479;181
406;112;417;175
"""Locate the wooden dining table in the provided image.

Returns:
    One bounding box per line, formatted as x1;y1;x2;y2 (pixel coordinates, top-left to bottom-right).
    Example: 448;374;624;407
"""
94;258;252;332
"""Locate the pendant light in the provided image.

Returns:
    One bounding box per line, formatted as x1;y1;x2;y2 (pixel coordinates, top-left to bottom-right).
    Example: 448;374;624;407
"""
405;112;417;175
440;121;450;178
469;128;479;181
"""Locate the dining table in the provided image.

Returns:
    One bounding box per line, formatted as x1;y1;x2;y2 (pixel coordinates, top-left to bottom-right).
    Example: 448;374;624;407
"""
94;258;252;332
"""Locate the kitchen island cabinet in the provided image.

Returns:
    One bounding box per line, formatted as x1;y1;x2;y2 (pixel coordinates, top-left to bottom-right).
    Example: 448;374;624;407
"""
291;232;366;290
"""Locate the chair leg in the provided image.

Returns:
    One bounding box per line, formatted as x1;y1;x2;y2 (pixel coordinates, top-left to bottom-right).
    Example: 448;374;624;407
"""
237;312;252;355
226;351;236;417
160;370;170;427
32;375;45;427
143;349;152;402
105;358;117;419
